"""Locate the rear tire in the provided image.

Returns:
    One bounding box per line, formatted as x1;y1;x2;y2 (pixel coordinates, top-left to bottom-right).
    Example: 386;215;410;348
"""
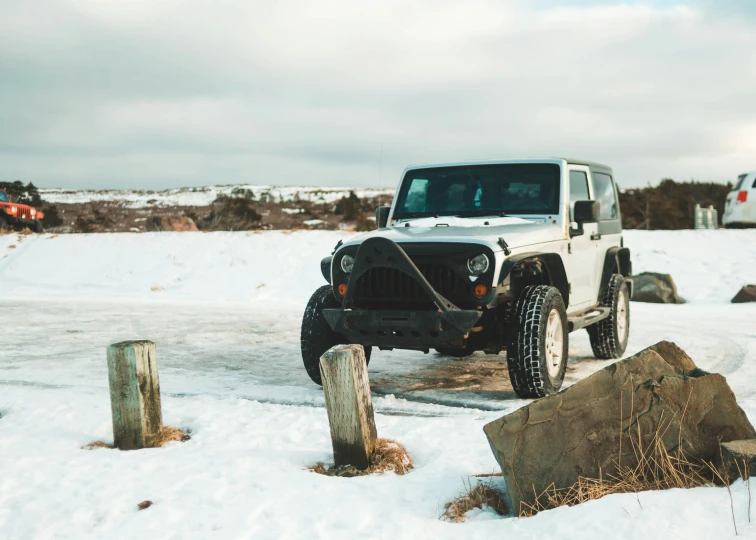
300;285;371;385
587;274;630;359
506;285;568;399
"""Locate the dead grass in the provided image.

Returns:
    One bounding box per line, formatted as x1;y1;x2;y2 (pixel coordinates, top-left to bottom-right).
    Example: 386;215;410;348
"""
310;438;413;477
82;440;115;450
82;426;190;450
520;407;718;517
442;481;509;522
157;426;191;446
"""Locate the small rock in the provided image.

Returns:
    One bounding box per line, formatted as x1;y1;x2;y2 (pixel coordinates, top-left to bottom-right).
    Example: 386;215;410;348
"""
731;285;756;304
720;440;756;481
137;500;153;510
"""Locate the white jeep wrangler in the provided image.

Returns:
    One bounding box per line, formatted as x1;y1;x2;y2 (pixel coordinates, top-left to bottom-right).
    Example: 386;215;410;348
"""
301;159;632;398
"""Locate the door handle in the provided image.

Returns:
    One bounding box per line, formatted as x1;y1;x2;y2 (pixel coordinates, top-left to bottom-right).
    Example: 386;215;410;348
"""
590;232;602;241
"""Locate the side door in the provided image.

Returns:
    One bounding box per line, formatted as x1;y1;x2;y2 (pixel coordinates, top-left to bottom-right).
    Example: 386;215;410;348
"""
566;166;599;308
590;170;623;301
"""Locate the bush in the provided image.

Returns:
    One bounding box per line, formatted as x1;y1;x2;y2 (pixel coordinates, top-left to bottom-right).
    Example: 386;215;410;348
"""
41;205;64;228
334;191;365;221
198;195;263;231
619;179;731;230
0;181;42;206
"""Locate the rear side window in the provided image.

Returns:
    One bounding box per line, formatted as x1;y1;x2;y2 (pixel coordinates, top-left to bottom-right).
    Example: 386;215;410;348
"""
568;171;590;221
592;172;618;221
734;174;747;191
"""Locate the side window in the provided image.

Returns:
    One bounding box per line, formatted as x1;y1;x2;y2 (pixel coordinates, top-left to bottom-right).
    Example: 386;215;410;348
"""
592;172;618;221
752;175;756;189
568;171;590;221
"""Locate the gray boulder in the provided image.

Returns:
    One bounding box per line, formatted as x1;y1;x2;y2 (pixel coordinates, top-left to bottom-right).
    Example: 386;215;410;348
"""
483;341;756;513
631;272;683;303
732;285;756;304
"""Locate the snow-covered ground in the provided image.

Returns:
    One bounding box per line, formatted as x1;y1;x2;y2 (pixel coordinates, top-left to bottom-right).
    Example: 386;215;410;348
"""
38;185;396;208
1;229;756;538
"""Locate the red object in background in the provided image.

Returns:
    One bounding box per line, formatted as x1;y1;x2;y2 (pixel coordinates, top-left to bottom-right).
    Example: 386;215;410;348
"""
737;190;748;203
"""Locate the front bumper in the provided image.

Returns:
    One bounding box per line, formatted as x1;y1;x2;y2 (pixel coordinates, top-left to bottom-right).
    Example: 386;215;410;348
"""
323;308;482;349
324;236;485;349
7;216;41;229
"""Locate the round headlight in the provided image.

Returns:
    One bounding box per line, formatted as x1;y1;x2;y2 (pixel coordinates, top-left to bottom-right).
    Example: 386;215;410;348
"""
467;253;489;275
340;254;355;274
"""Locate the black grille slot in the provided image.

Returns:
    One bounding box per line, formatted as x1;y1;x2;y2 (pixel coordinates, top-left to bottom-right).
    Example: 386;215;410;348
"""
353;265;466;307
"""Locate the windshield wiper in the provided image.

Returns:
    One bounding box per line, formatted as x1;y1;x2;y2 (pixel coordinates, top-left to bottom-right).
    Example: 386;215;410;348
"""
454;210;507;218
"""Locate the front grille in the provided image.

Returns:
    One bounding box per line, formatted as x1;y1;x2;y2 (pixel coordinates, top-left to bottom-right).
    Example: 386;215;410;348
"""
353;265;467;308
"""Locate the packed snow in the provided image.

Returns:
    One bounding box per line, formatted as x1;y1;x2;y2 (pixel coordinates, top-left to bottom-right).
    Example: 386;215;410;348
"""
1;228;756;538
38;185;396;208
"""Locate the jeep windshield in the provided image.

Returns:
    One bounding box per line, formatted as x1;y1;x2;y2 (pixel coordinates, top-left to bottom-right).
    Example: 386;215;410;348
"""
392;163;561;220
0;192;7;203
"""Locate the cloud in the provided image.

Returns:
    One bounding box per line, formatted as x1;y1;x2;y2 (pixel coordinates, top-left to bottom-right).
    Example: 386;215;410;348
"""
0;0;755;189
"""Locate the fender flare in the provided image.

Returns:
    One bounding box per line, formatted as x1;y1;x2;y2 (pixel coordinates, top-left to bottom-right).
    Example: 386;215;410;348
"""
320;256;333;283
598;247;632;298
499;252;570;308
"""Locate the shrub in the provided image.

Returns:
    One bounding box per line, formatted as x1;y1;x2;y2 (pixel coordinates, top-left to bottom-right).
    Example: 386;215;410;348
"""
41;205;64;228
619;179;732;230
198;195;263;231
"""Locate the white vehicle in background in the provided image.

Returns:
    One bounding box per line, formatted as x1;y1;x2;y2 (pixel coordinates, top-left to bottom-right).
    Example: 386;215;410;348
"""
723;171;756;228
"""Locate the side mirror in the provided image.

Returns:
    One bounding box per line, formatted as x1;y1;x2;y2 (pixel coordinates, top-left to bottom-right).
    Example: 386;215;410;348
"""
376;206;391;229
574;200;600;224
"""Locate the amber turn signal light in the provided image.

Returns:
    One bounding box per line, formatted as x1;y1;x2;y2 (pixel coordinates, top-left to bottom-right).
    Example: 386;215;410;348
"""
474;284;487;297
337;283;348;296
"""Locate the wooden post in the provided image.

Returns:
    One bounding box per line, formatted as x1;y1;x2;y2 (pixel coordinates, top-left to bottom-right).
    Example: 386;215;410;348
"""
107;340;163;450
320;344;377;470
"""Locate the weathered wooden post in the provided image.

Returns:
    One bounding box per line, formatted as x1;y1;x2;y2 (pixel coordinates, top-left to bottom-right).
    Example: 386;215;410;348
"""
107;340;163;450
320;344;377;470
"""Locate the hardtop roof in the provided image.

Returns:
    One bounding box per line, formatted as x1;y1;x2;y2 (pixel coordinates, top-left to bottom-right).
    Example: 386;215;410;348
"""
403;158;613;174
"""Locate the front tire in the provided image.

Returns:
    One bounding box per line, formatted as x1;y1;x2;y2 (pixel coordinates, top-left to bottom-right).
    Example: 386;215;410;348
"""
31;220;44;233
506;285;568;399
587;274;630;359
300;285;371;385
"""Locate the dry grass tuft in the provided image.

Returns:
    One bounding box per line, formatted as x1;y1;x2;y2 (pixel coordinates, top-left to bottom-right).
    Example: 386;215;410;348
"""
82;440;115;450
82;427;189;450
310;438;413;477
157;426;191;446
520;409;718;517
442;481;509;522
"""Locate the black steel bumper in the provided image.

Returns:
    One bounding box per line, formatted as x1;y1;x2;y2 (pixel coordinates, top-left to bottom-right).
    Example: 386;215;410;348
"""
324;236;484;349
323;308;482;349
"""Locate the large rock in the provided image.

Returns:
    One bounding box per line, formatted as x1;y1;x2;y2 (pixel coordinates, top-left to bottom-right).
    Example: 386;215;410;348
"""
631;272;683;303
145;215;198;232
483;341;756;513
732;285;756;304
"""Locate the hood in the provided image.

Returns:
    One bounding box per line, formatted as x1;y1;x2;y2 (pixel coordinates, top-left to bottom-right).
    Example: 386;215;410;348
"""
343;216;566;252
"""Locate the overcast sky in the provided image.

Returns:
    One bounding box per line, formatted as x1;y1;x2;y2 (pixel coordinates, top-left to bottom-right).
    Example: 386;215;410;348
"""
1;0;755;190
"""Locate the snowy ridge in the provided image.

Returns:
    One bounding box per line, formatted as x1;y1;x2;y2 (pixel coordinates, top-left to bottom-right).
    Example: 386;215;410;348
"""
0;229;753;305
38;185;396;208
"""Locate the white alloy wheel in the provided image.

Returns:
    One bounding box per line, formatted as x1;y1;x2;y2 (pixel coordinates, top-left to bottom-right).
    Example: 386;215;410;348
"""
617;288;628;342
545;308;564;378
